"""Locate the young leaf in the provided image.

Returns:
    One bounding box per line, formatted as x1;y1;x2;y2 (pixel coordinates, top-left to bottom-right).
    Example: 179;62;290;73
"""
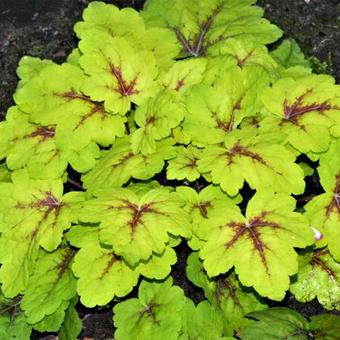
20;247;77;324
179;299;224;340
240;307;309;339
82;137;175;193
79;187;190;265
186;252;266;335
142;0;282;57
166;146;202;182
113;278;186;340
261;75;340;153
79;34;159;115
0;171;83;297
197;129;305;196
304;140;340;261
290;249;340;311
198;191;314;300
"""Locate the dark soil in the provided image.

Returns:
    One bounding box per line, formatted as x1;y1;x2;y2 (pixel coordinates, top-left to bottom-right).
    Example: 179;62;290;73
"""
0;0;339;339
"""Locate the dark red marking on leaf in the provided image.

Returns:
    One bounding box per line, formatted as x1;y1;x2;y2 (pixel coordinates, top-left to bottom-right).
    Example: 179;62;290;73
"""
192;201;212;219
224;213;280;274
175;78;185;92
227;144;267;166
282;90;334;124
211;100;242;133
99;254;118;280
311;250;336;279
145;116;156;126
74;102;106;130
326;174;340;217
171;3;223;57
215;278;243;311
236;51;254;68
27;126;55;140
109;63;140;96
109;152;134;176
57;91;93;103
139;302;161;325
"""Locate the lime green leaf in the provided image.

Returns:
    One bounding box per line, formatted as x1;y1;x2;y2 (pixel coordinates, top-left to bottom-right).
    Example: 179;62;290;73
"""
72;242;139;307
0;295;32;340
261;75;340;153
298;162;314;177
0;171;83;297
290;249;340;310
166;146;202;182
177;185;238;250
79;35;159;115
271;39;311;69
0;164;11;182
304;140;340;261
198;191;314;300
21;247;77;324
186;252;266;335
113;278;186;340
16;56;54;87
131;92;185;154
82;137;175;192
241;307;309;339
32;300;69;333
66;48;81;66
80;187;190;265
183;66;271;146
309;314;340;340
179;299;224;340
58;299;82;340
142;0;282;58
197;129;305;196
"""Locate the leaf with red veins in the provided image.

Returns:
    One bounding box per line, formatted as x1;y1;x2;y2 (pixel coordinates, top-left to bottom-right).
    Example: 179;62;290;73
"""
261;75;340;153
183;66;271;146
79;36;159;115
0;170;84;297
142;0;282;58
197;191;314;301
197;128;305;196
305;140;340;261
79;187;190;266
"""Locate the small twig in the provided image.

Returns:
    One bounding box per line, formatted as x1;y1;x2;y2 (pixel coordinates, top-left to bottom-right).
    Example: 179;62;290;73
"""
67;178;84;191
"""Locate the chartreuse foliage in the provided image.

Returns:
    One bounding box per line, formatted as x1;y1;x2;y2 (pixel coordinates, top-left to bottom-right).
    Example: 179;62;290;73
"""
0;0;339;338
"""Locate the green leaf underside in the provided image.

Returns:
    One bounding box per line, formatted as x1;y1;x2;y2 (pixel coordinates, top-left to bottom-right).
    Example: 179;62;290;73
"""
80;187;190;265
113;278;186;340
81;137;175;193
290;249;340;311
142;0;282;58
305;140;340;261
197;129;305;196
241;307;309;339
0;171;83;297
186;252;266;335
198;191;314;300
261;75;340;153
20;247;77;324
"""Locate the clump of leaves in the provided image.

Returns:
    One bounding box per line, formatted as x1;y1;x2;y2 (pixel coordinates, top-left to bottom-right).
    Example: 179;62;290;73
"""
0;0;339;339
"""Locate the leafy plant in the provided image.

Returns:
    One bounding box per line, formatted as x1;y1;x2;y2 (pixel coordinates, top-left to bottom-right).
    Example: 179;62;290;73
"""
0;0;339;338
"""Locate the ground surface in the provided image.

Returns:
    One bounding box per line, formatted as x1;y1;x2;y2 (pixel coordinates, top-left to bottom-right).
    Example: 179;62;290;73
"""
0;0;339;339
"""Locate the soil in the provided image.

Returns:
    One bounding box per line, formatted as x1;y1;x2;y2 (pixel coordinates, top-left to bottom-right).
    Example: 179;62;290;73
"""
0;0;339;339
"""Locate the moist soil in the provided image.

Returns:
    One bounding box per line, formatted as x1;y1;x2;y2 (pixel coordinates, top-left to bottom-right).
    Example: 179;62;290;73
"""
0;1;339;339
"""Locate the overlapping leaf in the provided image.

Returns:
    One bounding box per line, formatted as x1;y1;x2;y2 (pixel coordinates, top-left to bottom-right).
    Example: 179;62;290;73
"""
113;278;186;340
142;0;282;57
183;66;271;146
187;252;266;335
82;137;176;192
20;247;77;324
79;187;190;265
0;171;83;297
304;140;340;261
290;249;340;310
197;129;305;196
261;75;340;153
0;106;99;178
197;191;314;300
